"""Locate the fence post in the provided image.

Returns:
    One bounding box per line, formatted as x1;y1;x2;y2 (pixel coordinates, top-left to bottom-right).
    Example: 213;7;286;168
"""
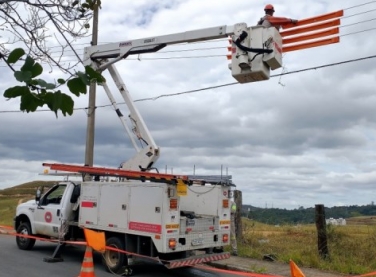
315;204;329;259
234;190;243;241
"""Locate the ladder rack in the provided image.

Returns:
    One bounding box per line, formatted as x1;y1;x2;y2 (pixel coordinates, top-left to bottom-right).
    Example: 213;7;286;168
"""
42;163;234;186
42;163;188;185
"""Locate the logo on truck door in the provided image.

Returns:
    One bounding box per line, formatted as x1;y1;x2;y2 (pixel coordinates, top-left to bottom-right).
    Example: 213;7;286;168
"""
45;211;52;223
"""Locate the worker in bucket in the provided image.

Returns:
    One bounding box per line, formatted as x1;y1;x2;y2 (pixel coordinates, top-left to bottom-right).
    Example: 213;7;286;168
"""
257;4;298;31
230;197;238;256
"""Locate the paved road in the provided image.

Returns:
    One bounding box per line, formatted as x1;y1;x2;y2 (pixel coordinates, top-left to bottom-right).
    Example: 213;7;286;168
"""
0;235;238;277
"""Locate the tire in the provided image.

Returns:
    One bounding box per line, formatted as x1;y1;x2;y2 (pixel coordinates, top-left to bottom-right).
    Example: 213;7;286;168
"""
102;236;127;273
16;222;36;250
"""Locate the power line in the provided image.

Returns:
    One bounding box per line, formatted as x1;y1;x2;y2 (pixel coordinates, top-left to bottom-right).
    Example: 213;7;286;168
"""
3;13;376;66
24;2;376;59
344;0;376;10
39;0;376;52
1;53;376;114
1;22;376;70
41;13;376;58
340;17;376;28
3;7;376;64
133;54;376;102
342;8;376;19
341;26;376;37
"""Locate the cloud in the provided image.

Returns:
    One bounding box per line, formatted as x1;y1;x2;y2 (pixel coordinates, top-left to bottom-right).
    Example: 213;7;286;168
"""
1;0;376;209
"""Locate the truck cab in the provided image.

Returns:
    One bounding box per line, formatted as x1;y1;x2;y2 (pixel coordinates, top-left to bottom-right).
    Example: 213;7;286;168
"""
14;181;80;249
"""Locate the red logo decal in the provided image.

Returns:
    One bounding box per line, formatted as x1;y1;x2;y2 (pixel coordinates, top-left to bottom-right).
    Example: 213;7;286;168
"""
45;212;52;223
223;190;228;196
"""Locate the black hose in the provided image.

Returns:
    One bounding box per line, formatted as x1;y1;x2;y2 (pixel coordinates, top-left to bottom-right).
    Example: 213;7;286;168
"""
234;31;273;54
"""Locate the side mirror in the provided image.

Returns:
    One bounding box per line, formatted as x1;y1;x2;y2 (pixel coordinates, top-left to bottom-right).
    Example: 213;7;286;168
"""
35;188;41;203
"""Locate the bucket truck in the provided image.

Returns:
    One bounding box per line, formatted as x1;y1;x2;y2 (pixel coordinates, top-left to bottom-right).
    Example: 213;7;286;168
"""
14;22;282;275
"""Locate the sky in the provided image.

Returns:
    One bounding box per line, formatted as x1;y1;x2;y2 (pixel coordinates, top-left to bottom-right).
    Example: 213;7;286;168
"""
1;0;376;209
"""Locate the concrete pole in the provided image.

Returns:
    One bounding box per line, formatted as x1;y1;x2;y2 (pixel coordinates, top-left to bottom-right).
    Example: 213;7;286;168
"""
84;2;99;171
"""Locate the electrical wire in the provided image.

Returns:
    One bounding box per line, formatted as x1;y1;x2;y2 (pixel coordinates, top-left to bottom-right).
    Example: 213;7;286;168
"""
4;7;376;63
1;24;376;68
340;17;376;28
133;54;376;102
344;0;376;10
342;8;376;19
340;26;376;37
4;14;376;65
3;0;372;64
41;0;376;53
1;0;376;111
1;53;376;114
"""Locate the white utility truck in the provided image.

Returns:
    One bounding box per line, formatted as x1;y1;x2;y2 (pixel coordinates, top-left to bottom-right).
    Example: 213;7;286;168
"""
14;22;282;275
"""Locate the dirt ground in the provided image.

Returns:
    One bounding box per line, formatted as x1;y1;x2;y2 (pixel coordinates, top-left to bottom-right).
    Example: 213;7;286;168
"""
208;255;347;277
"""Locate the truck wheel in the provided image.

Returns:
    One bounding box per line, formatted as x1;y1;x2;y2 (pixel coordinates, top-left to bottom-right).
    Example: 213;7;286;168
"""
102;237;127;273
16;222;36;250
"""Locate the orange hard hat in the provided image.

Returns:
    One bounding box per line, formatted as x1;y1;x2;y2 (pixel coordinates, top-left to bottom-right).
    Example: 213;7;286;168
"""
264;4;275;12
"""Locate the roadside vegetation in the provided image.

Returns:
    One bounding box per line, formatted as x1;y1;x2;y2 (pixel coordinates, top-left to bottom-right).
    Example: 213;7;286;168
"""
238;218;376;275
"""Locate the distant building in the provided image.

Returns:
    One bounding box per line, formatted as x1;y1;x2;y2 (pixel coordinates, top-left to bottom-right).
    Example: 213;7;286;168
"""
326;217;347;225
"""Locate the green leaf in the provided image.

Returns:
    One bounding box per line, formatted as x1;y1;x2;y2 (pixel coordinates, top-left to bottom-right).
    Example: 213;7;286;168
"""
7;48;25;64
67;77;87;96
14;71;32;82
3;86;29;98
21;56;35;72
31;62;43;78
44;91;62;117
32;79;55;89
44;91;74;116
35;79;48;88
45;83;56;90
60;93;74;116
77;71;90;86
20;92;43;112
57;79;65;85
85;65;105;83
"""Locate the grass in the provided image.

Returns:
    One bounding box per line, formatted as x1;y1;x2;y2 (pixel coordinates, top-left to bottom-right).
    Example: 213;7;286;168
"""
239;218;376;275
0;197;25;226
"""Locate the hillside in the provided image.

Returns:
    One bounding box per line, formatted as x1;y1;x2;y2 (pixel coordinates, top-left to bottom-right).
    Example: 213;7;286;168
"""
242;204;376;225
0;180;57;198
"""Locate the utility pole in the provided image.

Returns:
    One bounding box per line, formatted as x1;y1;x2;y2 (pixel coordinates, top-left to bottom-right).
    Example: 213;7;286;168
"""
84;2;99;172
234;190;243;241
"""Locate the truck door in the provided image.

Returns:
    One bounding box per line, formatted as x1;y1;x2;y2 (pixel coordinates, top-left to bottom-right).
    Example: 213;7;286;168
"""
34;184;68;237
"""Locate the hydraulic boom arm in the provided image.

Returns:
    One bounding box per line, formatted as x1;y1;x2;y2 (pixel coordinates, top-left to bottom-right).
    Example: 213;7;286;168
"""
83;23;282;172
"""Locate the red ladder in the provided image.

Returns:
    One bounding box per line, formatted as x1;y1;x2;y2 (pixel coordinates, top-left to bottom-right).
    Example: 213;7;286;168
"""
43;163;189;184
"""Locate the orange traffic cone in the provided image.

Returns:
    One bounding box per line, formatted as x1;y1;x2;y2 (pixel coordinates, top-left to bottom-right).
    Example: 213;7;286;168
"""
78;246;96;277
290;260;305;277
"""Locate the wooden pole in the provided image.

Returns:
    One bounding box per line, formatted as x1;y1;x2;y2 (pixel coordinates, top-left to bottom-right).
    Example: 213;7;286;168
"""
315;204;329;259
234;190;243;241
